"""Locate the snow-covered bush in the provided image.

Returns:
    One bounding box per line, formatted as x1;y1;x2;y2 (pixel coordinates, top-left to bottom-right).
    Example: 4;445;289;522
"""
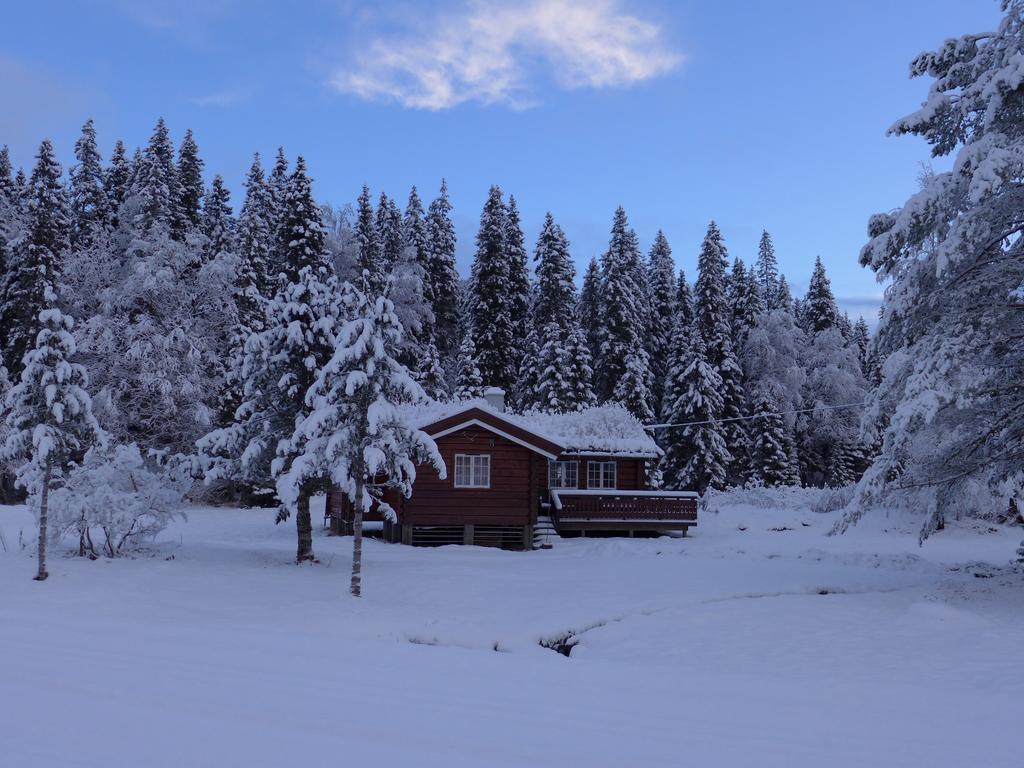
703;485;827;516
50;443;185;558
814;485;855;515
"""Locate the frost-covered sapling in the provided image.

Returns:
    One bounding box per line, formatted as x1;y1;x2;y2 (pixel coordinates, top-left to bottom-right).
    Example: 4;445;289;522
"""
277;277;444;597
3;300;103;580
50;443;184;558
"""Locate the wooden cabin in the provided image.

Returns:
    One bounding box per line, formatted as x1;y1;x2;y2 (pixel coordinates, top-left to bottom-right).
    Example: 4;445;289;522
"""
326;389;698;549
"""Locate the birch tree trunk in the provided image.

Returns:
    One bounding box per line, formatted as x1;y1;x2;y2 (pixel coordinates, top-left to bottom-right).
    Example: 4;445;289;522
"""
350;476;364;597
296;488;314;563
35;459;51;582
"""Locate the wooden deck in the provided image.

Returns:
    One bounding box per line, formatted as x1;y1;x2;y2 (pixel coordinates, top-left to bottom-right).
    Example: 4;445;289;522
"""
549;489;699;531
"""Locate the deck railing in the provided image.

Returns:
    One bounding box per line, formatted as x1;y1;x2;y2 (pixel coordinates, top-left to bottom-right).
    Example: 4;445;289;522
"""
549;489;699;526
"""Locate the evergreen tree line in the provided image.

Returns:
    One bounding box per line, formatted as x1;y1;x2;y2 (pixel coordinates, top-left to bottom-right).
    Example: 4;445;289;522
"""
0;118;873;513
454;194;872;494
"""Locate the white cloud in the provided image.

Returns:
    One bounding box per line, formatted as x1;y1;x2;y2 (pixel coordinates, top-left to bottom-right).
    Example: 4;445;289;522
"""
331;0;682;110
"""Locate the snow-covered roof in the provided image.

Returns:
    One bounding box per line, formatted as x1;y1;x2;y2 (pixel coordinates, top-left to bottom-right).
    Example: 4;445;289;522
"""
400;399;662;459
518;405;663;458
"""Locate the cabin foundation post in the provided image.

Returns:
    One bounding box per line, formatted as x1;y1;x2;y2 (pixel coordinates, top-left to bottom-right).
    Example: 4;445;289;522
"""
401;524;412;545
681;526;689;538
463;524;474;545
522;524;532;551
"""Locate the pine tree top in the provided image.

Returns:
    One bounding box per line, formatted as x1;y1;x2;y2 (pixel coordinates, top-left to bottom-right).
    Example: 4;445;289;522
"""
755;229;780;310
533;211;576;332
695;220;732;360
277;156;327;280
805;256;839;333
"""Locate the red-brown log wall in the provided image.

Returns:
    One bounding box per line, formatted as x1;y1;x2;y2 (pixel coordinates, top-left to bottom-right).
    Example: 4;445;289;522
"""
400;426;536;526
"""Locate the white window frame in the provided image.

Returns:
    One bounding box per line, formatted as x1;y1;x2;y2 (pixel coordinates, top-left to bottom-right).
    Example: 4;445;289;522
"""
587;460;617;489
454;453;491;489
548;460;579;489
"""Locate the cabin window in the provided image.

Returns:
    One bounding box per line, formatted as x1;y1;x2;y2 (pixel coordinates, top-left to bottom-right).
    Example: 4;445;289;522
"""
454;454;490;488
548;460;578;489
587;460;617;489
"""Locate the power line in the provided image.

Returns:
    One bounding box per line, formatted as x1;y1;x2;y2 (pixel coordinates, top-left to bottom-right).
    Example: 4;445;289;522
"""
645;401;866;430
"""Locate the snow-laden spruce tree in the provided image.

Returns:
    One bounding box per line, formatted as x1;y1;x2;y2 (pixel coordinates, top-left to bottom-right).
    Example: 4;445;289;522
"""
613;351;655;424
278;278;444;597
596;207;653;415
504;195;532;351
532;321;590;412
417;342;449;401
659;269;695;421
837;0;1024;540
515;326;542;408
69;119;109;250
235;155;274;320
104;140;131;227
579;256;602;363
424;180;461;373
646;231;676;409
533;213;576;332
675;269;695;329
852;317;872;380
0;144;17;209
202;174;235;264
660;328;731;493
389;216;435;384
197;156;340;562
802;256;839;335
565;324;597;409
454;334;485;399
0;139;70;382
532;318;597;413
748;390;792;487
376;191;404;275
754;230;780;310
355;184;384;295
133;118;179;235
526;212;595;411
403;186;433;338
776;273;794;313
220;158;273;428
694;222;748;483
174;127;203;239
0;147;20;308
729;258;763;347
4;296;103;580
469;185;518;393
265;147;290;284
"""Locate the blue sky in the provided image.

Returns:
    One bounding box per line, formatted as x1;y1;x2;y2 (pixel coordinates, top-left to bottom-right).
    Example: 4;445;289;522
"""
1;0;1000;321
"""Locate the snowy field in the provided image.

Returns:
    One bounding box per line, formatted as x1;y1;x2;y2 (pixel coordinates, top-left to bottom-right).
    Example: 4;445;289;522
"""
1;491;1022;768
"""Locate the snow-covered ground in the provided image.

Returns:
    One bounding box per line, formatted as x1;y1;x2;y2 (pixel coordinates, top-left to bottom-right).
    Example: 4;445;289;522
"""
1;491;1021;767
